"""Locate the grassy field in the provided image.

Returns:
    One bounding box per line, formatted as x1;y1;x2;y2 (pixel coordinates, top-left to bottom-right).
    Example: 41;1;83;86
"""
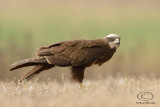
0;78;160;107
0;0;160;106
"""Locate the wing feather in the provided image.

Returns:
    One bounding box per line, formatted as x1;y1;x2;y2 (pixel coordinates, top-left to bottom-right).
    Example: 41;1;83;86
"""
36;39;107;66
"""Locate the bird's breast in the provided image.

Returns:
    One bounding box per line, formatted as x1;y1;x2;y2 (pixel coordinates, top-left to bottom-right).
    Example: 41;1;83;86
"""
95;48;116;66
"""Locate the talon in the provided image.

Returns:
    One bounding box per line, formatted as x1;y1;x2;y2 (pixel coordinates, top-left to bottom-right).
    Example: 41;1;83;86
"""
79;82;85;90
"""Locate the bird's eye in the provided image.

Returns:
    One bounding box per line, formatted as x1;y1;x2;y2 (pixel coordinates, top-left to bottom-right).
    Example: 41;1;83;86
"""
109;37;115;41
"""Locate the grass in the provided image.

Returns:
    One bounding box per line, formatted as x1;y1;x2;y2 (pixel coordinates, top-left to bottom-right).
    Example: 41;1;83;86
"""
0;1;160;106
0;77;160;107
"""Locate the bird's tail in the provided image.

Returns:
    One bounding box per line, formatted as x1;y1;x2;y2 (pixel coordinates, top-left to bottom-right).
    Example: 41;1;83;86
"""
20;64;54;82
10;57;48;71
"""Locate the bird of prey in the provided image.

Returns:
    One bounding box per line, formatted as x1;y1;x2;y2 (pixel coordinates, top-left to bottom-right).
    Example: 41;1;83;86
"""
10;34;120;88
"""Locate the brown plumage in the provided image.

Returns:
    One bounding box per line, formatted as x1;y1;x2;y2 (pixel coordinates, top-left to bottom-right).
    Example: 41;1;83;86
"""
10;34;120;85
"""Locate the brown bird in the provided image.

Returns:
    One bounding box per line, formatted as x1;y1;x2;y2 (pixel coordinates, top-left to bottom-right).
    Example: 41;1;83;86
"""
10;34;120;88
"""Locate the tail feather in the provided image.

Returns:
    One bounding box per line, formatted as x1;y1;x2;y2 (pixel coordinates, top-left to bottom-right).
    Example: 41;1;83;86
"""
21;65;44;81
10;57;47;71
20;64;54;82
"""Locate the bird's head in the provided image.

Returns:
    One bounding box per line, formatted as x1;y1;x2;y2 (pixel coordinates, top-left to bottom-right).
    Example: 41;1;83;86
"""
104;34;120;49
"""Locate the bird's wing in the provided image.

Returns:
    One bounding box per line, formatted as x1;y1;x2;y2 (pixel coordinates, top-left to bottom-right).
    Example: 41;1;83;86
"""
37;40;81;56
67;39;106;66
36;39;106;66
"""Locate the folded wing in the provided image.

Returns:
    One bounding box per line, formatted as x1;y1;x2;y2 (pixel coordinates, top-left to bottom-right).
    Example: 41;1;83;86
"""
36;39;106;67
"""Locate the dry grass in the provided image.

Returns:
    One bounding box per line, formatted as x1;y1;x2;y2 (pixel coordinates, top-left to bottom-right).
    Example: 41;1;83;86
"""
0;0;160;106
0;77;160;107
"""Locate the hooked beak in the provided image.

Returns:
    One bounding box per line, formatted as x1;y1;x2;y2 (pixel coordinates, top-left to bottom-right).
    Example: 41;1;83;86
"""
116;39;120;45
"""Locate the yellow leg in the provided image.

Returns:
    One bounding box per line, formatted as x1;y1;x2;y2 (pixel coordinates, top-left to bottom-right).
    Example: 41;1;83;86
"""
79;82;85;90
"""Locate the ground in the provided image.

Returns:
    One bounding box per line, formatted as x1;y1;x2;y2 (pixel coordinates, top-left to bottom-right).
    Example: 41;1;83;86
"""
0;1;160;107
0;77;159;107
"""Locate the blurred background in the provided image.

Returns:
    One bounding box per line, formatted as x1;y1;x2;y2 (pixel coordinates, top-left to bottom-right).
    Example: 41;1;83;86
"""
0;0;160;81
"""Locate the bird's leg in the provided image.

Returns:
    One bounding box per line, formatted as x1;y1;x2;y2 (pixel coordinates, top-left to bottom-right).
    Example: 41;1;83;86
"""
79;82;85;90
71;66;86;90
